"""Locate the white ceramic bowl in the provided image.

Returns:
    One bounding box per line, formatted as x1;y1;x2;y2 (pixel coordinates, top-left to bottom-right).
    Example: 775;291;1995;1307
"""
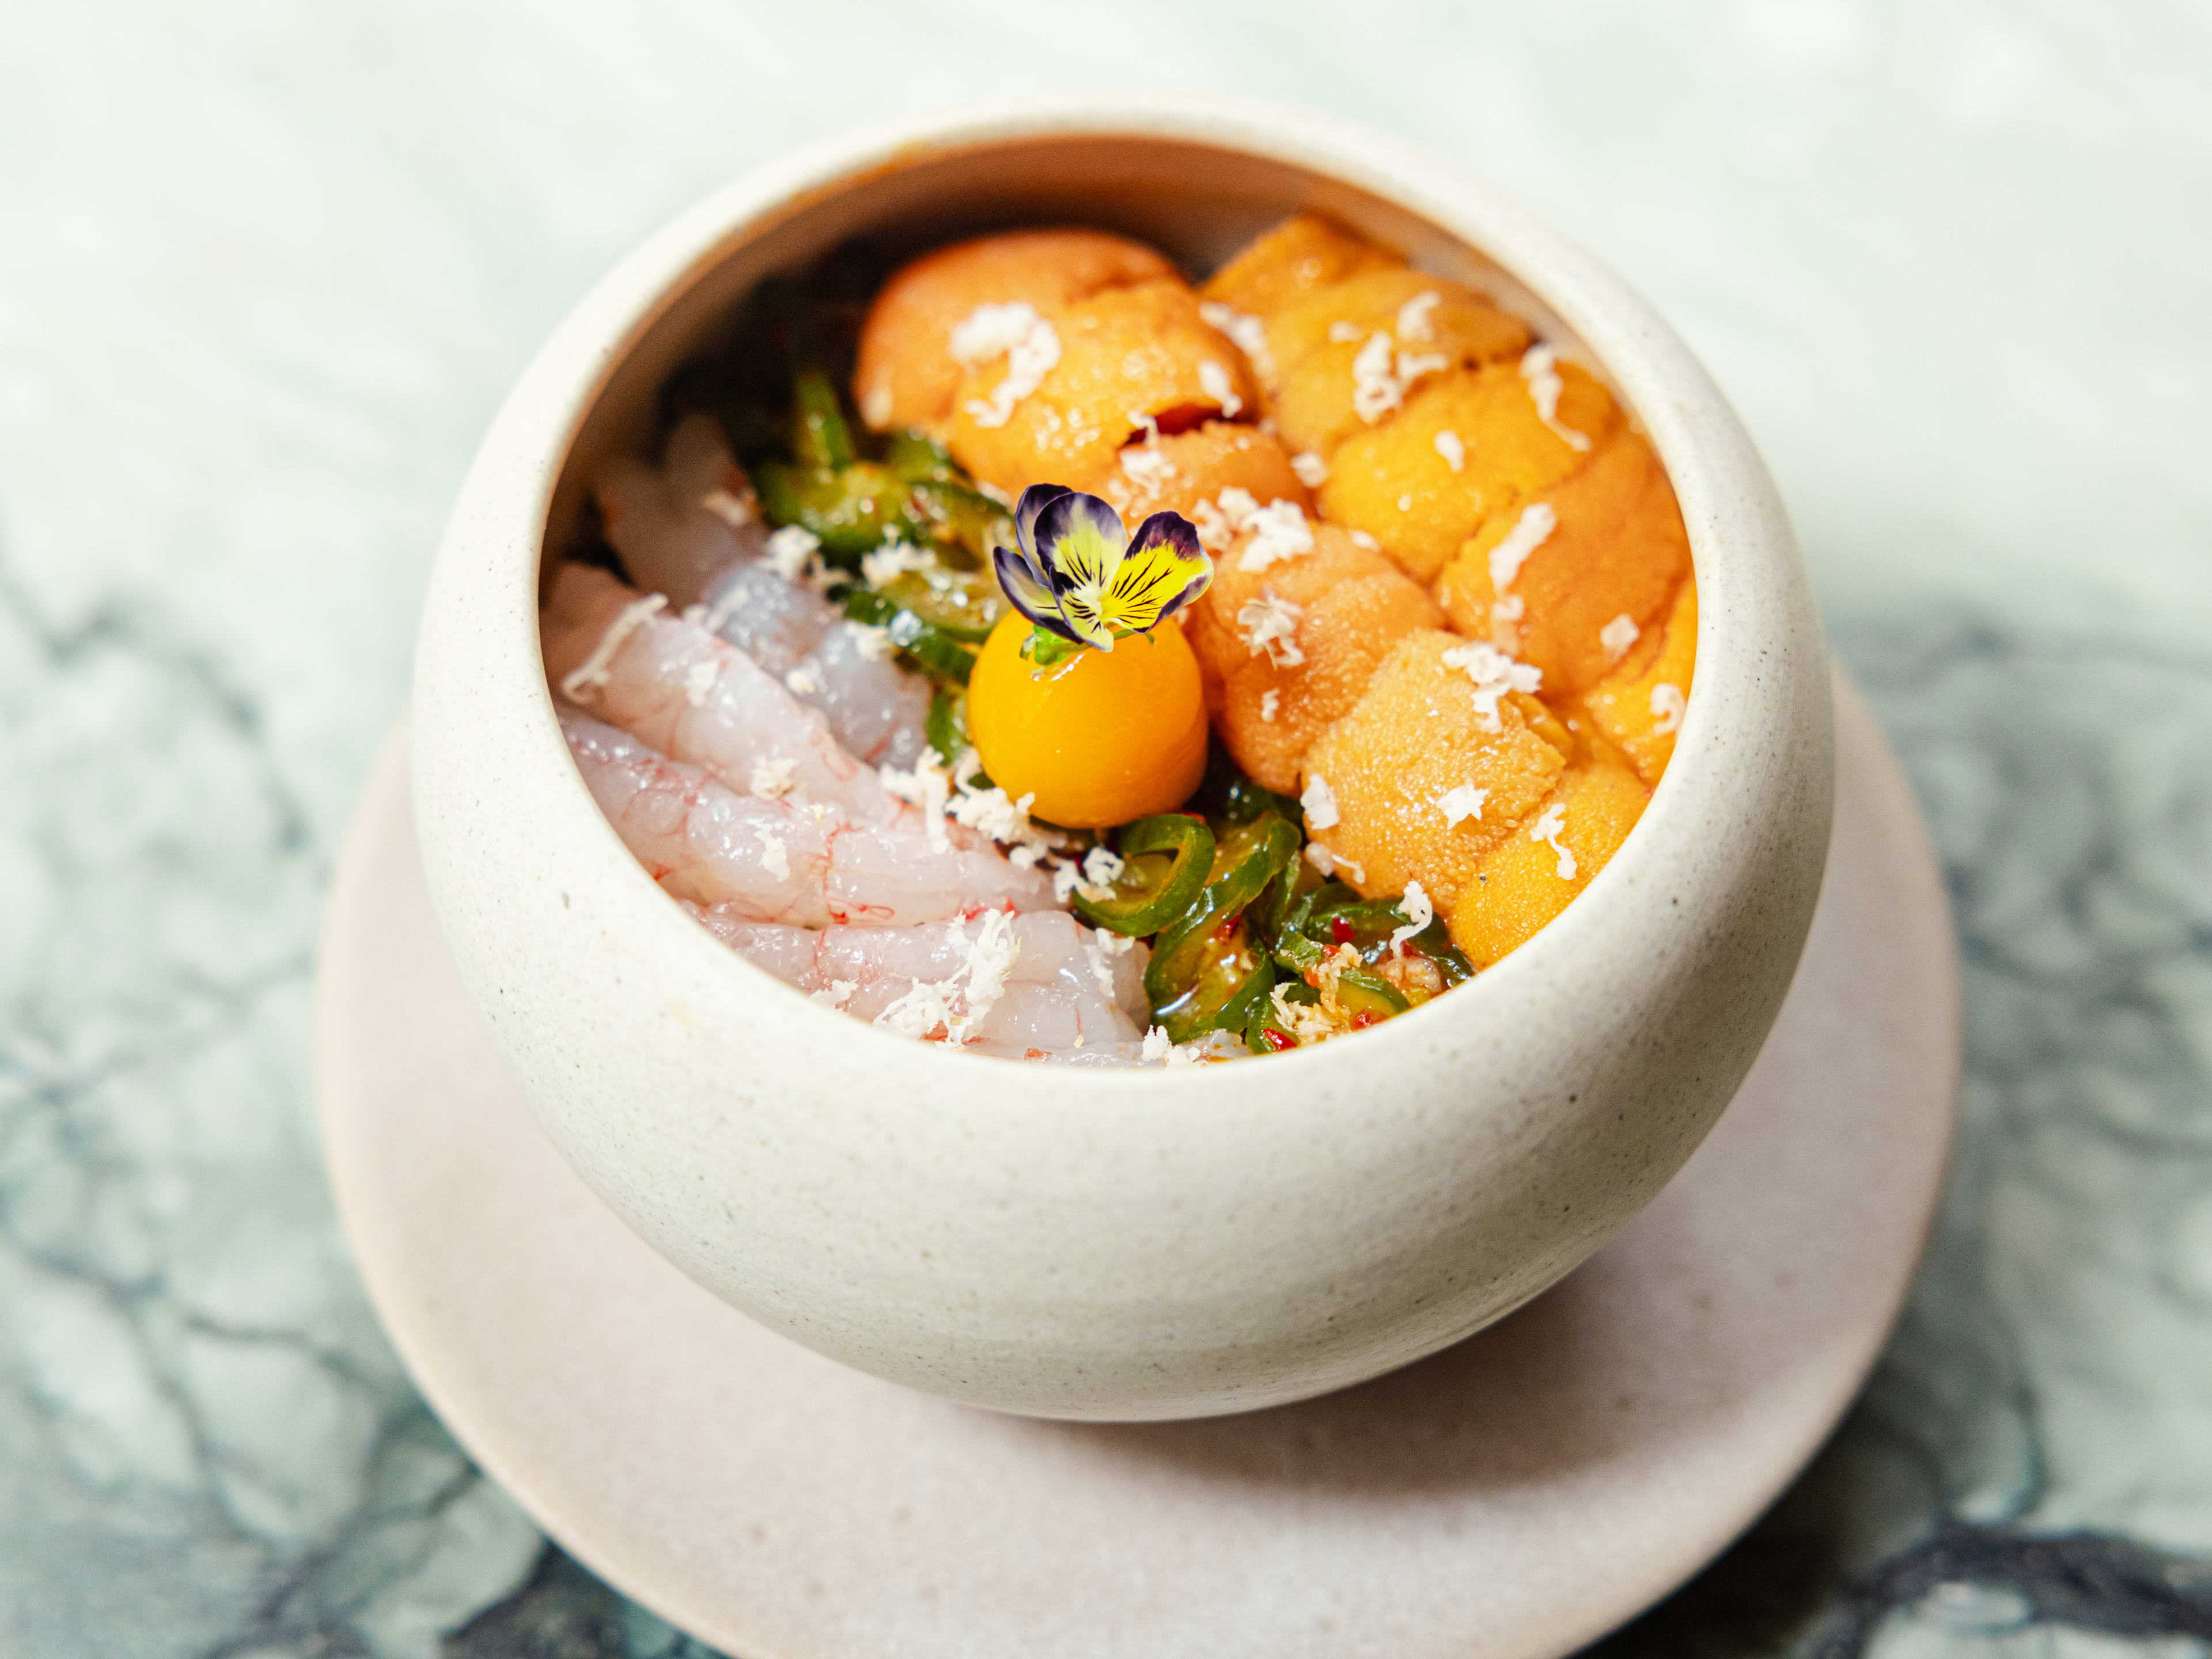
412;98;1834;1422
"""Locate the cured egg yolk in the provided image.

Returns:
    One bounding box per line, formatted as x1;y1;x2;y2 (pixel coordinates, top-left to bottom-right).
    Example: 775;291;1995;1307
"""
967;613;1209;828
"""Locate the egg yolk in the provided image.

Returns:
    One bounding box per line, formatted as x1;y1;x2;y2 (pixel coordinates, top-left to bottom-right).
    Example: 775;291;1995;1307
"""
967;613;1209;828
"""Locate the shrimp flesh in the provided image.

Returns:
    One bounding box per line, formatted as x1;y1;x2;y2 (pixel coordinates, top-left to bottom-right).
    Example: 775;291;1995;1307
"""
564;711;1054;925
544;563;907;825
686;903;1153;1063
595;414;929;766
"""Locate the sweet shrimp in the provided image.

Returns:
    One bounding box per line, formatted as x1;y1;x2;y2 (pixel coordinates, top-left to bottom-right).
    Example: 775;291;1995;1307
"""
598;414;930;767
685;903;1152;1063
563;711;1054;926
543;562;910;825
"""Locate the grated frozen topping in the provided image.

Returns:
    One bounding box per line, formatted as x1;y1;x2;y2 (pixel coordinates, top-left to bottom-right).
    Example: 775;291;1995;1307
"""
558;593;666;703
1650;682;1686;735
1528;801;1577;880
1198;359;1244;419
1237;589;1306;669
1396;290;1443;342
1440;640;1543;733
1433;429;1465;472
950;302;1062;429
1519;344;1593;452
1198;300;1274;381
1599;613;1641;663
1387;880;1434;957
1488;502;1557;593
1300;773;1340;830
1433;783;1490;828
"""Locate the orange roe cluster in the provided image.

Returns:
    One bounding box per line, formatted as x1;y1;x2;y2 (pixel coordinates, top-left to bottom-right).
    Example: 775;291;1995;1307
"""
851;213;1698;969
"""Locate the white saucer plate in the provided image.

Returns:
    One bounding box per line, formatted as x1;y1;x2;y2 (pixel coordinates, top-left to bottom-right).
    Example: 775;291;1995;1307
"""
317;669;1957;1659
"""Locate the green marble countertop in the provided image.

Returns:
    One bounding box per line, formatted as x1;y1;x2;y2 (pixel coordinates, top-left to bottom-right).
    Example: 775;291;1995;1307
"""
3;5;2208;1654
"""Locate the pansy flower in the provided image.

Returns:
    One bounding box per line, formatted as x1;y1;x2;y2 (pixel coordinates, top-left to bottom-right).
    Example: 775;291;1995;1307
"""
993;486;1211;654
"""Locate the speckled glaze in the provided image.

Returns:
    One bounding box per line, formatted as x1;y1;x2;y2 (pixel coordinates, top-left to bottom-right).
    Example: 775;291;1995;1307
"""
410;99;1834;1421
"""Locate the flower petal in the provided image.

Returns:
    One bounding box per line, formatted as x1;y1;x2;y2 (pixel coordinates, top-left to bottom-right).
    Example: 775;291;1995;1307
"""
1103;511;1213;633
993;543;1082;643
1033;490;1128;597
1013;484;1073;559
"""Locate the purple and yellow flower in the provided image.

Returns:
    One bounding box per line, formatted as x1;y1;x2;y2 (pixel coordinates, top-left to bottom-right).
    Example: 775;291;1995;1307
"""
993;486;1211;653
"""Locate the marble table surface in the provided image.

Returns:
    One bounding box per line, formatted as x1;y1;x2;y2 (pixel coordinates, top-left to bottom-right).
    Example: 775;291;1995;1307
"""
3;3;2208;1654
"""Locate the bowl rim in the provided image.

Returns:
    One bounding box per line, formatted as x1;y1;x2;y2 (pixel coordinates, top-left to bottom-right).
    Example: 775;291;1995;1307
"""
434;92;1824;1092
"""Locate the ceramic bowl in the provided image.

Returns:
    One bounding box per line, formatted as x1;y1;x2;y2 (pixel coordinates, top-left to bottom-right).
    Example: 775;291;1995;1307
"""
411;98;1834;1422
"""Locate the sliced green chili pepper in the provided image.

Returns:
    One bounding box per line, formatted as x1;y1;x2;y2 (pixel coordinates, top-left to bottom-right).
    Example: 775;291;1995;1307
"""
755;459;906;559
1194;747;1303;828
790;368;857;471
1332;968;1411;1024
1153;927;1275;1045
926;688;971;769
842;589;977;685
883;429;960;483
1070;814;1215;938
906;479;1012;564
1144;813;1299;1014
876;569;1006;643
1301;890;1475;987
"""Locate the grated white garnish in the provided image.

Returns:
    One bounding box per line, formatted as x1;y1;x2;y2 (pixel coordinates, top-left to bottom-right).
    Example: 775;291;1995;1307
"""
1289;449;1328;487
1328;320;1365;344
1141;1025;1173;1062
1434;783;1490;828
749;756;797;800
1600;613;1641;663
1237;589;1306;668
683;659;718;707
1234;501;1315;574
699;486;757;529
1488;503;1556;593
1270;983;1337;1046
1120;445;1176;490
1529;801;1577;880
1352;332;1403;423
1433;429;1466;472
1650;682;1687;735
558;593;666;702
874;911;1023;1043
1387;880;1435;958
1490;594;1525;649
1083;927;1119;998
1301;773;1341;830
1080;845;1126;892
845;620;897;662
812;979;858;1009
784;661;824;696
949;783;1035;843
950;302;1062;429
861;537;935;588
1199;300;1275;381
1441;640;1544;733
1305;841;1365;884
1520;344;1593;452
1198;359;1243;418
1396;290;1443;342
860;378;893;429
1260;688;1281;723
1398;494;1415;512
957;910;1021;1033
1349;529;1380;551
764;524;828;587
878;756;952;851
876;975;960;1041
755;828;790;882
